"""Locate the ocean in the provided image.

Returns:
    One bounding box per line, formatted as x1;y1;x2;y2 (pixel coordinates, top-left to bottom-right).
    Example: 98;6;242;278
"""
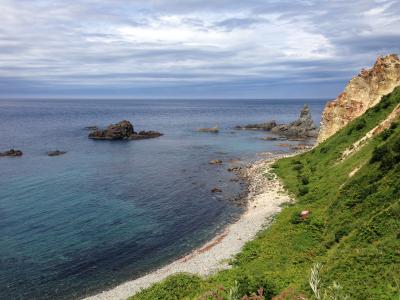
0;98;326;299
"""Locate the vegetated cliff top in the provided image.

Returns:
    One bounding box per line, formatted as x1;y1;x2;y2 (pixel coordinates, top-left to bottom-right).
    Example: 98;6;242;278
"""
131;87;400;299
318;53;400;143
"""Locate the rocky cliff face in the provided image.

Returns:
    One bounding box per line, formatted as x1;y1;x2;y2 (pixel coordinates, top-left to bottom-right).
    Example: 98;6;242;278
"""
318;54;400;143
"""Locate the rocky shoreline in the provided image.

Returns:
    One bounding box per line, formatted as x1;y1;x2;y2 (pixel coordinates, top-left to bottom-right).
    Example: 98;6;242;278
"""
82;150;302;300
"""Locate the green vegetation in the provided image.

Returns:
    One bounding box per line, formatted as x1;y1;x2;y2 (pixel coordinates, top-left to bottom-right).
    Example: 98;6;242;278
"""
130;87;400;300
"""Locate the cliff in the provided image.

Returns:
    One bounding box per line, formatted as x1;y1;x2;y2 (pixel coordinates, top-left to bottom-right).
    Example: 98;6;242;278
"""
318;54;400;142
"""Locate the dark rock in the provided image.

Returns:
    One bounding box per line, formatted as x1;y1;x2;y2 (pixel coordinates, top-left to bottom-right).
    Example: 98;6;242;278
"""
132;131;163;140
211;187;222;193
209;159;222;164
235;120;277;131
270;105;318;138
236;105;317;139
88;120;162;140
47;150;67;156
0;149;23;157
227;166;241;172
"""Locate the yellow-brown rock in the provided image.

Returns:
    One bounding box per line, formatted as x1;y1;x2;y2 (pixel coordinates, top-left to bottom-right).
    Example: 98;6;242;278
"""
318;54;400;143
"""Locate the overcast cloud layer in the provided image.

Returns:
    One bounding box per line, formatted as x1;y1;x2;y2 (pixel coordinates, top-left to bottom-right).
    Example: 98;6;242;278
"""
0;0;399;98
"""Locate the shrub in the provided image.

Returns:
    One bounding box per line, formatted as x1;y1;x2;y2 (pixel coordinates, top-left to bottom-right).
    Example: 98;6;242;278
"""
320;146;329;154
370;145;389;163
380;153;396;171
381;128;394;140
290;211;302;224
334;228;349;242
130;273;202;300
355;119;366;131
298;186;309;196
236;273;274;299
301;176;309;185
293;164;303;171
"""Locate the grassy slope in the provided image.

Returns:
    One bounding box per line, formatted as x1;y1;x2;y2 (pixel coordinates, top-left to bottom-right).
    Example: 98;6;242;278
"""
131;87;400;300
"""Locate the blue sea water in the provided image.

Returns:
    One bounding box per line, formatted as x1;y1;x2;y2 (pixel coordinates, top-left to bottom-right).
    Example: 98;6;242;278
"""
0;99;326;299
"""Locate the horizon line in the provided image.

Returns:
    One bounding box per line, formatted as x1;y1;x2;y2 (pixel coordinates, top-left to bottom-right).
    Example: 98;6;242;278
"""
0;96;331;101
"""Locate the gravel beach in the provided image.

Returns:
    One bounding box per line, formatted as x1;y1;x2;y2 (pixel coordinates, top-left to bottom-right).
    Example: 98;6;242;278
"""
83;152;294;300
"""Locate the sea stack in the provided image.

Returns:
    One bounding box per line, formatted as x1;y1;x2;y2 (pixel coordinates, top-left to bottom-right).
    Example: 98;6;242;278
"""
270;104;318;138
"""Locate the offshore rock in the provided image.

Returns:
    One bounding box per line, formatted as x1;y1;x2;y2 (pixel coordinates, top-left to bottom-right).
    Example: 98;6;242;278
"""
271;104;318;138
234;120;277;131
197;126;219;133
209;159;222;164
47;150;67;156
318;54;400;143
0;149;23;157
88;120;162;140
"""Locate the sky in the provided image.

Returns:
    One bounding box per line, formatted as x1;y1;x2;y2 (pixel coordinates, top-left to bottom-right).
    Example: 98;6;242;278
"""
0;0;399;99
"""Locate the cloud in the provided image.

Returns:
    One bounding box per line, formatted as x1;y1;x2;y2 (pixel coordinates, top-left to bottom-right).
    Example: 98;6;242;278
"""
0;0;398;98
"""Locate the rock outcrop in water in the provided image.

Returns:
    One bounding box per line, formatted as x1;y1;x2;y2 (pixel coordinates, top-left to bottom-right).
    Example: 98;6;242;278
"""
88;120;163;140
0;149;23;157
234;121;277;131
271;104;318;138
318;54;400;143
235;105;317;139
47;150;67;156
197;126;219;133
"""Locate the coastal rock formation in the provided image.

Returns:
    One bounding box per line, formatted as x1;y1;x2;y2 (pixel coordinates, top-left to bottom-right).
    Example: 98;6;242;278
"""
271;104;318;138
318;54;400;143
0;149;23;157
235;105;317;139
235;121;277;131
47;150;67;156
88;120;162;140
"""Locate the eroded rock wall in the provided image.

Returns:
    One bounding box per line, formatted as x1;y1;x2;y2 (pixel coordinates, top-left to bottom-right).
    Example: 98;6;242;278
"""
318;54;400;143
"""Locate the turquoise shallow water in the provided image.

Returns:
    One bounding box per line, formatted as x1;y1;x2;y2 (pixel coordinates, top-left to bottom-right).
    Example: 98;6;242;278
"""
0;99;325;299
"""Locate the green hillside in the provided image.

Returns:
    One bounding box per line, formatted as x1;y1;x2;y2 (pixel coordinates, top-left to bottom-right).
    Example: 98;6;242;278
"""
131;87;400;300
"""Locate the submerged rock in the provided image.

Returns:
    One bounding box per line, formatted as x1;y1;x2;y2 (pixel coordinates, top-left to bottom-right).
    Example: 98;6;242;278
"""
211;187;222;193
88;120;162;140
197;126;219;133
47;150;67;156
209;159;222;165
0;149;23;157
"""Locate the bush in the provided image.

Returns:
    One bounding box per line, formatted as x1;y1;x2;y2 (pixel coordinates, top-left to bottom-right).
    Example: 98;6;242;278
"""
334;228;349;242
298;186;309;196
130;273;202;300
370;145;389;163
355;119;366;131
236;273;274;299
293;164;303;171
301;176;309;185
320;146;329;154
290;211;302;224
381;128;394;140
